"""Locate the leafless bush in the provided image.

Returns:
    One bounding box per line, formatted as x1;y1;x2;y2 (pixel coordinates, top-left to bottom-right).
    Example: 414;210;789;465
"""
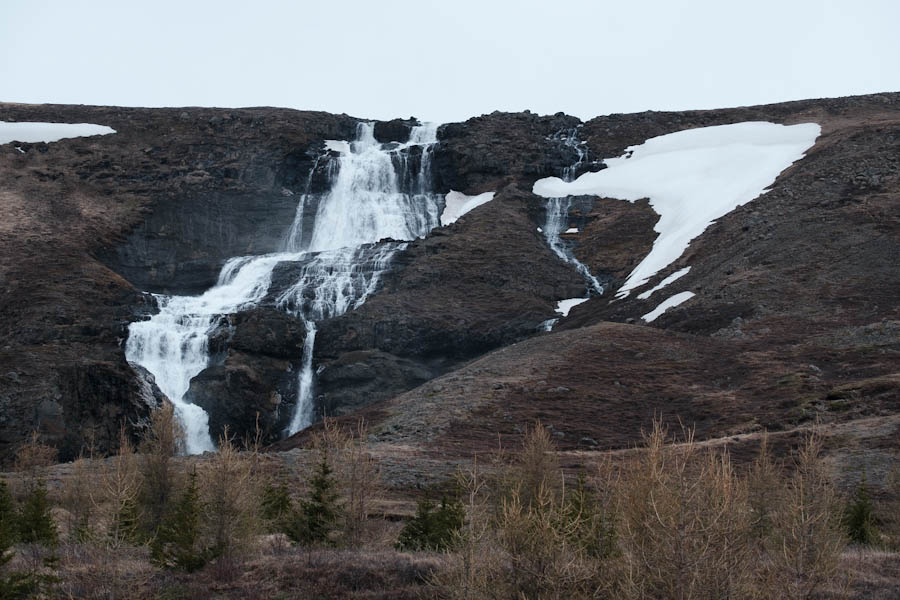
200;428;260;569
763;430;847;600
430;459;496;600
60;455;96;542
94;428;143;550
139;402;184;536
615;421;753;600
13;432;57;497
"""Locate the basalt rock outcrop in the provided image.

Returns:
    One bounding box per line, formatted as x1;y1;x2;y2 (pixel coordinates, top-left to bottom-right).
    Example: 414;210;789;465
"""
1;93;899;467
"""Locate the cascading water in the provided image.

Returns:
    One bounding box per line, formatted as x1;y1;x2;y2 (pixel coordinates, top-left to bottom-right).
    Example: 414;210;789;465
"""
126;122;443;452
543;128;604;296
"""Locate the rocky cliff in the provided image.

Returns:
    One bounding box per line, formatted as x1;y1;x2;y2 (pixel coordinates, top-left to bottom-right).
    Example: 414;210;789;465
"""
1;94;898;469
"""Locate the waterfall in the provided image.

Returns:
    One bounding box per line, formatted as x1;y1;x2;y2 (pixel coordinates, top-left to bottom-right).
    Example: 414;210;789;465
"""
543;128;604;296
126;122;442;452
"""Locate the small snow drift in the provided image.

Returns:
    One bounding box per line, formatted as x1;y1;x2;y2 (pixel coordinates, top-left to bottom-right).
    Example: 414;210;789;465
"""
441;190;495;226
533;121;820;298
637;266;691;300
0;121;116;145
555;297;589;317
642;291;695;322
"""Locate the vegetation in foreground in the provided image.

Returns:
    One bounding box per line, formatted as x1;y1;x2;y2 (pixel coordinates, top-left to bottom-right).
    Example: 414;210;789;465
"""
0;405;897;599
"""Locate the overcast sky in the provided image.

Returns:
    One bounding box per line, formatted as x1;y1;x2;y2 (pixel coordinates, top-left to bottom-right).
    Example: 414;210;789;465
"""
2;0;898;123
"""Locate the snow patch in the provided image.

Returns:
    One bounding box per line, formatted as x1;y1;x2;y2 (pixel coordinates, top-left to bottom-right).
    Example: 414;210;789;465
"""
0;121;116;144
555;297;589;317
533;121;820;298
637;266;691;300
642;291;695;323
564;227;580;234
441;190;495;226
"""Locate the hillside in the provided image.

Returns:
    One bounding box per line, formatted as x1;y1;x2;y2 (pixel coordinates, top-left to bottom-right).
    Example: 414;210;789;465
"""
0;93;898;481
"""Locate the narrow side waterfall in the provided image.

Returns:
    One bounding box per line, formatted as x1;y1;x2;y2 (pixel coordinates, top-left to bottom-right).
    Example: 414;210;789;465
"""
543;128;604;296
126;122;443;452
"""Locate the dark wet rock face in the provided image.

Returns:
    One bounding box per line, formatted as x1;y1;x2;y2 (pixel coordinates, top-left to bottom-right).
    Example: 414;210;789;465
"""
434;111;584;192
184;307;307;443
373;118;418;143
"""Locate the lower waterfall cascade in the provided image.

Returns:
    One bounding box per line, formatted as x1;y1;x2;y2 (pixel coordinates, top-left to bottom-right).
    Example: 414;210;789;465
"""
126;122;443;453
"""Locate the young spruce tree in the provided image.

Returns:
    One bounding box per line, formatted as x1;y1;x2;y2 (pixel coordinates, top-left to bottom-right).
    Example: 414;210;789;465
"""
151;470;208;572
291;450;341;545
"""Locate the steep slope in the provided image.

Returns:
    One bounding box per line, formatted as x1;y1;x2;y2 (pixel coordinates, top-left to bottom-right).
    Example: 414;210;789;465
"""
1;93;898;467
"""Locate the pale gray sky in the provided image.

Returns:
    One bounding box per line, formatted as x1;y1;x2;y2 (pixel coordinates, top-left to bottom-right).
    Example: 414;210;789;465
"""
2;0;898;123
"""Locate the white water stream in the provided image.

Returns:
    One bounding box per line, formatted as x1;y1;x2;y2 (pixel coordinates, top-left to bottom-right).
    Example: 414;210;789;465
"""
543;128;604;296
126;122;442;453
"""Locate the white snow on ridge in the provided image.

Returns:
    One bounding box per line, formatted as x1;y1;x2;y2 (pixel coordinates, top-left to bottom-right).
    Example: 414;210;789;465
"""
0;121;116;145
637;266;691;300
533;121;820;298
642;291;695;323
441;190;495;226
555;297;589;317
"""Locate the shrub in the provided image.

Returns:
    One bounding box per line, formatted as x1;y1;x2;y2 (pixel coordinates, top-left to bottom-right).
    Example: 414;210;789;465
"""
764;430;846;600
616;422;753;600
200;429;260;564
139;402;184;538
0;478;39;599
396;495;465;552
843;472;878;545
17;483;57;548
98;428;143;547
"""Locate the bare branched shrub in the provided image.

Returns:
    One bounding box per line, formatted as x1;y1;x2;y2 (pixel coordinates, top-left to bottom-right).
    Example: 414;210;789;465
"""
13;432;57;498
61;455;96;542
139;402;184;537
200;428;260;568
433;427;616;600
747;432;782;540
505;421;559;509
495;480;608;599
95;428;142;549
764;430;846;600
430;459;496;600
340;420;382;546
616;421;753;600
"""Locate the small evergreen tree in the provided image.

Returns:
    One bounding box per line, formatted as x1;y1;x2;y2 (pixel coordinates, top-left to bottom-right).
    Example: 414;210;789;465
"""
0;479;16;551
0;478;38;599
844;473;878;545
16;484;56;547
396;495;465;552
152;471;209;572
290;451;341;545
261;481;294;533
561;473;616;559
